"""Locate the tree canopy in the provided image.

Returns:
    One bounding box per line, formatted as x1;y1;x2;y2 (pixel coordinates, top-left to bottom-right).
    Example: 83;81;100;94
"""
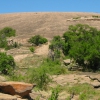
50;24;100;71
63;24;100;71
28;35;48;46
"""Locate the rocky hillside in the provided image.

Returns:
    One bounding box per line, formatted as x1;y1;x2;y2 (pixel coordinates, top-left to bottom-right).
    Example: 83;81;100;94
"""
0;12;100;40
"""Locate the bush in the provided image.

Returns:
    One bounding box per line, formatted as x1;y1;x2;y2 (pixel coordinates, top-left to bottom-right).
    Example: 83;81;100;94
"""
41;59;66;75
27;58;66;90
28;35;48;46
49;36;64;60
48;87;59;100
0;52;15;74
63;24;100;71
0;27;16;37
0;27;16;49
9;72;25;82
29;46;35;53
28;66;51;90
0;38;8;48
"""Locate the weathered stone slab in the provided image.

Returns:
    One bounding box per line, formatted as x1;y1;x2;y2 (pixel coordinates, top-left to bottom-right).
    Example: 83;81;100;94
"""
0;81;36;98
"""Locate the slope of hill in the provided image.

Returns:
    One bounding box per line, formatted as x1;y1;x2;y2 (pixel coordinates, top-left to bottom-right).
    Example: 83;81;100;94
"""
0;12;100;40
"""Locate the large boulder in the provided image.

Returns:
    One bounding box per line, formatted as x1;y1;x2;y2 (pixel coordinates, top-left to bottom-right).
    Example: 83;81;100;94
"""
0;81;36;98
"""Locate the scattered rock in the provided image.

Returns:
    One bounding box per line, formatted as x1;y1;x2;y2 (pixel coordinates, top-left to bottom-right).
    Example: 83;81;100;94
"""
0;81;36;98
86;75;100;82
86;75;100;88
63;59;71;65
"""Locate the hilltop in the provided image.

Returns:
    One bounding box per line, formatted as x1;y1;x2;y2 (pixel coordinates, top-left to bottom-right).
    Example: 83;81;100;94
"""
0;12;100;40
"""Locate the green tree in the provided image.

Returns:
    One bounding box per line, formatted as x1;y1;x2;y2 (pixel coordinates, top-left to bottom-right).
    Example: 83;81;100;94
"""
28;35;48;46
63;24;100;71
49;36;64;60
0;52;15;74
0;27;16;49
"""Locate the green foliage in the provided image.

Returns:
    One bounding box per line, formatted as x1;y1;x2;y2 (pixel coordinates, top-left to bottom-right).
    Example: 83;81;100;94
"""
26;58;66;90
0;27;16;37
73;17;81;19
68;83;98;100
49;36;64;60
28;66;51;90
13;42;19;48
49;24;100;71
63;24;100;71
9;72;25;82
29;46;35;53
66;96;71;100
92;15;100;18
41;59;66;75
0;52;15;74
0;38;8;48
28;35;48;46
49;36;64;51
48;87;59;100
0;27;16;49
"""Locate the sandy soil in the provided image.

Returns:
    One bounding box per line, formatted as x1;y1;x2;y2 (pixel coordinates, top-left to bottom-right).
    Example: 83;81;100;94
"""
34;43;49;56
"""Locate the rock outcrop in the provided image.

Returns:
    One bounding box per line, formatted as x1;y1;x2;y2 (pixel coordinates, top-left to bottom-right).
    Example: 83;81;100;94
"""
0;81;36;98
0;93;17;100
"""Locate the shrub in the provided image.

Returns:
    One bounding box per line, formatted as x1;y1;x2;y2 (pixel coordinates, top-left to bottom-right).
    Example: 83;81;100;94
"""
48;87;59;100
9;72;25;82
28;66;51;90
0;52;15;74
27;58;66;89
29;46;35;53
0;27;16;49
49;36;64;60
0;27;16;37
28;35;48;46
0;38;8;48
41;59;66;75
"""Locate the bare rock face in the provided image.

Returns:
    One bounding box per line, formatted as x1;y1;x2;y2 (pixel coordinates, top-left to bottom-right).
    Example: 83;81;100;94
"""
0;81;36;98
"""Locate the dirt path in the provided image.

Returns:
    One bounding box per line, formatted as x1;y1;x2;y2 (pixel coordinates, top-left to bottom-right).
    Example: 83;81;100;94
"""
14;54;29;62
34;43;49;56
13;43;49;62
